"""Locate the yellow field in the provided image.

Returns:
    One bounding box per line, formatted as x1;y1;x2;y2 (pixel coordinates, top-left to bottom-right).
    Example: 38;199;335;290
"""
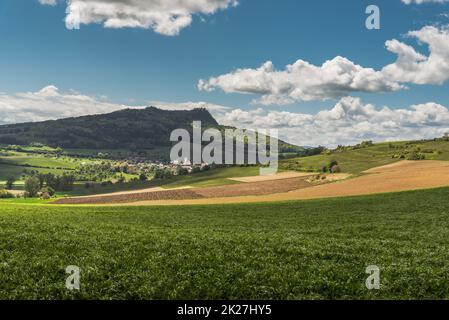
80;160;449;206
52;160;449;206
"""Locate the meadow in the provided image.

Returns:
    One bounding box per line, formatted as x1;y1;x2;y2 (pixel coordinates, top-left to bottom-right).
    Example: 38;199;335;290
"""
156;166;260;189
1;187;449;299
280;140;449;174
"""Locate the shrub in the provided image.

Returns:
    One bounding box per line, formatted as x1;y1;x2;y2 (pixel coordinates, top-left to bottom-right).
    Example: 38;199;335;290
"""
39;186;55;197
328;160;339;171
41;192;51;200
331;165;342;173
407;151;426;161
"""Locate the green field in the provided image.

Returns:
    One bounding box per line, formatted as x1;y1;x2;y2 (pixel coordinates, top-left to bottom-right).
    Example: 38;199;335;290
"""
1;187;449;299
280;140;449;174
0;149;80;183
0;156;77;170
0;163;69;183
158;166;260;189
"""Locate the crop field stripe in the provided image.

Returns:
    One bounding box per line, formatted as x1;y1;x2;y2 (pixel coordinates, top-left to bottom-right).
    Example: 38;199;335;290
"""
2;187;449;299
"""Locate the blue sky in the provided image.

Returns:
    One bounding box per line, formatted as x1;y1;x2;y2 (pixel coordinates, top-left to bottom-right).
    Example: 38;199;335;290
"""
1;0;449;146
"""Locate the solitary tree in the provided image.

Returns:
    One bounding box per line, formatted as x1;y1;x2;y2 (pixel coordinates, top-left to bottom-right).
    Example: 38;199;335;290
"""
5;177;16;190
24;176;41;198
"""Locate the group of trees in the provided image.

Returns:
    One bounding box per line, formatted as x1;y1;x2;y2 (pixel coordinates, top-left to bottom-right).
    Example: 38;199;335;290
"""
334;141;374;153
153;168;175;180
75;162;117;181
24;173;75;198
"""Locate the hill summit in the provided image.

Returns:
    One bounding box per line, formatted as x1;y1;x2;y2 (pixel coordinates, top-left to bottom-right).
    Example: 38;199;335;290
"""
0;107;219;150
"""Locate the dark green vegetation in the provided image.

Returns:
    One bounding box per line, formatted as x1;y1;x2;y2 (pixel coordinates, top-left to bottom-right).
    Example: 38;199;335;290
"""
0;108;218;150
280;138;449;174
0;107;304;157
2;187;449;299
0;142;262;197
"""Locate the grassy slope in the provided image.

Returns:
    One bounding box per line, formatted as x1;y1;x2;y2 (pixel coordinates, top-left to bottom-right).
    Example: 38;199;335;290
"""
280;140;449;174
0;164;68;182
0;149;79;182
1;187;449;299
158;166;260;189
0;156;77;169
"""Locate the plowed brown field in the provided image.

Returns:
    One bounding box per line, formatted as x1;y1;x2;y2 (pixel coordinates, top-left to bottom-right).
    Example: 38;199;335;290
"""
53;161;449;206
54;175;315;205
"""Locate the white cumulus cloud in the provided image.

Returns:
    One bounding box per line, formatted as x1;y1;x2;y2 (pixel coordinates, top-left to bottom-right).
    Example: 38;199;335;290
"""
199;25;449;105
39;0;238;36
198;57;404;106
382;26;449;85
217;97;449;147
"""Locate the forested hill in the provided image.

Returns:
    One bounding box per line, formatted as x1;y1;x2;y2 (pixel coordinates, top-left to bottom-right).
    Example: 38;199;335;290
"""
0;107;220;149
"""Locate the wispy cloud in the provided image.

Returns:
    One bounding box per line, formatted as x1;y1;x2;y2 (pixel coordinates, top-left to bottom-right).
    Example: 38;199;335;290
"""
402;0;449;4
0;85;143;125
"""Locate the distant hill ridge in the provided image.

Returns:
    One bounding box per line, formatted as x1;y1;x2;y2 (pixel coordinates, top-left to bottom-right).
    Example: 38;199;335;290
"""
0;107;303;153
0;107;219;149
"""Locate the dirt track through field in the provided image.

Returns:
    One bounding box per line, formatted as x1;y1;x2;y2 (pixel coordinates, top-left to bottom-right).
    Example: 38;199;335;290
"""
54;161;449;206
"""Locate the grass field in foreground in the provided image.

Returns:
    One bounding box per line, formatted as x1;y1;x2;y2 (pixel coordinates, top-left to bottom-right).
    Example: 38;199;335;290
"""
2;187;449;299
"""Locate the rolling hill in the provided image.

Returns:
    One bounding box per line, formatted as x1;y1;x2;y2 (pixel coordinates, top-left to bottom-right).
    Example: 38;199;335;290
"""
0;107;219;149
0;107;304;155
280;138;449;174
